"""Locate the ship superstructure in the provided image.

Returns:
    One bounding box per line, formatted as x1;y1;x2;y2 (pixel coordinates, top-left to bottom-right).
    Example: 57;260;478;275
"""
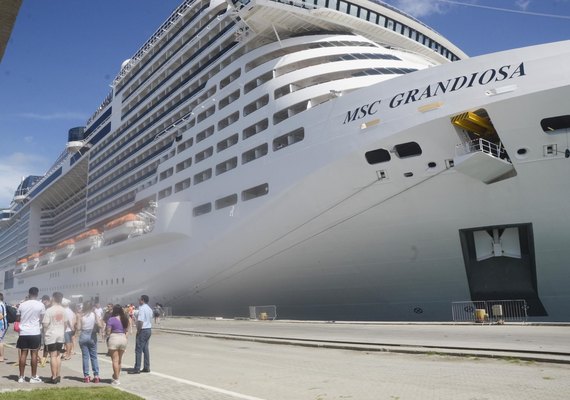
1;0;569;321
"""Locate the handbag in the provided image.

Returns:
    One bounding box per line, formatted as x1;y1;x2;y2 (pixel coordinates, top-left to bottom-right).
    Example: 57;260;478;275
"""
14;321;20;332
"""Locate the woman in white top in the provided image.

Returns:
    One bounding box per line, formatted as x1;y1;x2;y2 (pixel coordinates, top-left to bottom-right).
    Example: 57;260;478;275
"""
76;301;103;383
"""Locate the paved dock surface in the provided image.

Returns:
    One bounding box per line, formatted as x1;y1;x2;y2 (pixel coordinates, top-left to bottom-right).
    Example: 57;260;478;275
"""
1;318;569;399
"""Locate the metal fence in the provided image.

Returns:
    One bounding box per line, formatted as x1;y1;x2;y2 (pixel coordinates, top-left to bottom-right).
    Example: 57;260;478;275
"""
249;305;278;320
451;299;528;324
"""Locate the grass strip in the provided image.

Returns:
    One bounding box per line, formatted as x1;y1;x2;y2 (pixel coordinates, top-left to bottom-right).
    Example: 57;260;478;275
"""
0;387;144;400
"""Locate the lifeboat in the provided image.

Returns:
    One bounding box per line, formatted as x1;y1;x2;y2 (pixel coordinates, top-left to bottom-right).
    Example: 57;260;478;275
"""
103;213;145;244
54;238;75;261
27;252;40;270
104;213;139;230
74;229;102;254
15;257;28;274
38;247;56;266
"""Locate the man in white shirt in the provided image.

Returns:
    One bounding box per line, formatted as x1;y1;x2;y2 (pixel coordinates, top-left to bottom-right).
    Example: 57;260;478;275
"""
16;287;46;383
129;294;153;374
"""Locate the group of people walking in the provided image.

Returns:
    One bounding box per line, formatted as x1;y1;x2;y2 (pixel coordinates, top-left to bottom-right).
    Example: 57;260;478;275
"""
0;287;153;386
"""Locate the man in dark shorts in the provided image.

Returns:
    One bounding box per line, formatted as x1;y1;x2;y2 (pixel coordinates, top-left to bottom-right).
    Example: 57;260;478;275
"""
16;287;46;383
42;292;67;383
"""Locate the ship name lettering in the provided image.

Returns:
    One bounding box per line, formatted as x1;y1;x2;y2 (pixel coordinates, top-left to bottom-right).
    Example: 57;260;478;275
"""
343;100;382;124
389;62;526;108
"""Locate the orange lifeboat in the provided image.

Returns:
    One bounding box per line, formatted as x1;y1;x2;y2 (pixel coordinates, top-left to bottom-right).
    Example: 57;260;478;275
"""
104;213;138;230
38;247;56;266
25;252;40;271
56;239;75;249
103;213;145;244
15;257;28;274
75;229;101;242
74;228;103;253
39;247;55;256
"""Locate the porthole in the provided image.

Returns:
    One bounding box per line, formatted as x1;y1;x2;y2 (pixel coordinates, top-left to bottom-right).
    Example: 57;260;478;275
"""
394;141;422;158
365;148;391;164
427;161;437;168
515;147;530;160
404;172;414;177
541;115;570;133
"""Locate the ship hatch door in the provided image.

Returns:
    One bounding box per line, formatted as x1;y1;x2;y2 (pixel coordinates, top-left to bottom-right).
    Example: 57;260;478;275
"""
451;110;515;184
459;223;547;317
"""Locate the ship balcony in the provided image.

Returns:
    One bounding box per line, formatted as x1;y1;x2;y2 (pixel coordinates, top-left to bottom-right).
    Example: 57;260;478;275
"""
453;138;515;184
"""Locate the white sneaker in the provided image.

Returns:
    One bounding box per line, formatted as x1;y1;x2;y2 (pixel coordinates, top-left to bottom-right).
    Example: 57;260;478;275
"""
29;376;42;384
18;376;25;383
111;379;121;386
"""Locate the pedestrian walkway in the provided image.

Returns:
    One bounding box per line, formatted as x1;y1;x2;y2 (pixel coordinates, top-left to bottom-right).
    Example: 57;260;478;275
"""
1;319;569;399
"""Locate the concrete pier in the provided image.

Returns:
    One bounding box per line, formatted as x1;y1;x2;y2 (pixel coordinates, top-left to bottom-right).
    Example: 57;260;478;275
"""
1;318;569;399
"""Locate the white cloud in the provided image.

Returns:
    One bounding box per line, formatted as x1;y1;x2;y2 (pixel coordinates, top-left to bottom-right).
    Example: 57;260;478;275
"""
515;0;531;10
0;152;49;207
387;0;453;17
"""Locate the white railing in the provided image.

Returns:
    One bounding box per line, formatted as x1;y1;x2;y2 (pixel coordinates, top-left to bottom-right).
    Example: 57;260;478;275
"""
451;299;528;324
455;138;507;160
112;0;197;88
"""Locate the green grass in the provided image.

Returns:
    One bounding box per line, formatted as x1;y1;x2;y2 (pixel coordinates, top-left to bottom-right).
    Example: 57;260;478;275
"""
0;387;144;400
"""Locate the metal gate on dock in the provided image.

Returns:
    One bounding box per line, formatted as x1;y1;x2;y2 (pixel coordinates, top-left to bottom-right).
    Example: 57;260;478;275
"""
451;299;528;324
249;305;277;320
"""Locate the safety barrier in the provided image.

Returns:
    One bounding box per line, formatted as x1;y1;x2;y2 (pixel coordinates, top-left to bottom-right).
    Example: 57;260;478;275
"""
451;299;528;324
249;305;277;320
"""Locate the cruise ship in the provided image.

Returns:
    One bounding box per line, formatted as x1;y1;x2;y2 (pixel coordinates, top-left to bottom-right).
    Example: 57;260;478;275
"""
1;0;570;321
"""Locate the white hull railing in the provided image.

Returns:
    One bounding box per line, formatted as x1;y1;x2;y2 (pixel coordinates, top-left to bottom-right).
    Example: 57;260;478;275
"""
455;138;508;160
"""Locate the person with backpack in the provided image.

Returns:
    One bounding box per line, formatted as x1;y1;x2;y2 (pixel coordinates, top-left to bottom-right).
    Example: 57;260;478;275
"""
0;292;8;362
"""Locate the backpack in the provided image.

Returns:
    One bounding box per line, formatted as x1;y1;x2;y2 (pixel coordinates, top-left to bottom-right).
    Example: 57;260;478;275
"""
5;304;17;323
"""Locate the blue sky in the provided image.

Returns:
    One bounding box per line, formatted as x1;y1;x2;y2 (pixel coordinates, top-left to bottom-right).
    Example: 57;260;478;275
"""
0;0;569;206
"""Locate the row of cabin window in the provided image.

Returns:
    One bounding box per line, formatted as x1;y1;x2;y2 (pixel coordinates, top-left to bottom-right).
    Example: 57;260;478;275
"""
39;277;126;293
173;128;305;182
171;133;304;190
223;67;419;127
193;183;269;217
218;40;381;95
224;64;417;110
242;50;394;96
177;116;304;161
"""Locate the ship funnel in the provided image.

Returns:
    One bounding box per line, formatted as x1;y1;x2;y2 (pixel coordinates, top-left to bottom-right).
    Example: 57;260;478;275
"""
67;126;86;153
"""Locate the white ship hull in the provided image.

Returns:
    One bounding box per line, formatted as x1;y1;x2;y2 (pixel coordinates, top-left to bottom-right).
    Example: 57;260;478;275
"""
2;0;570;321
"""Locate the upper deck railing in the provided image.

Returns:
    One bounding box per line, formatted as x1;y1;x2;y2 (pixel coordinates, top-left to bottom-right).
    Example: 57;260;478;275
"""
112;0;198;89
